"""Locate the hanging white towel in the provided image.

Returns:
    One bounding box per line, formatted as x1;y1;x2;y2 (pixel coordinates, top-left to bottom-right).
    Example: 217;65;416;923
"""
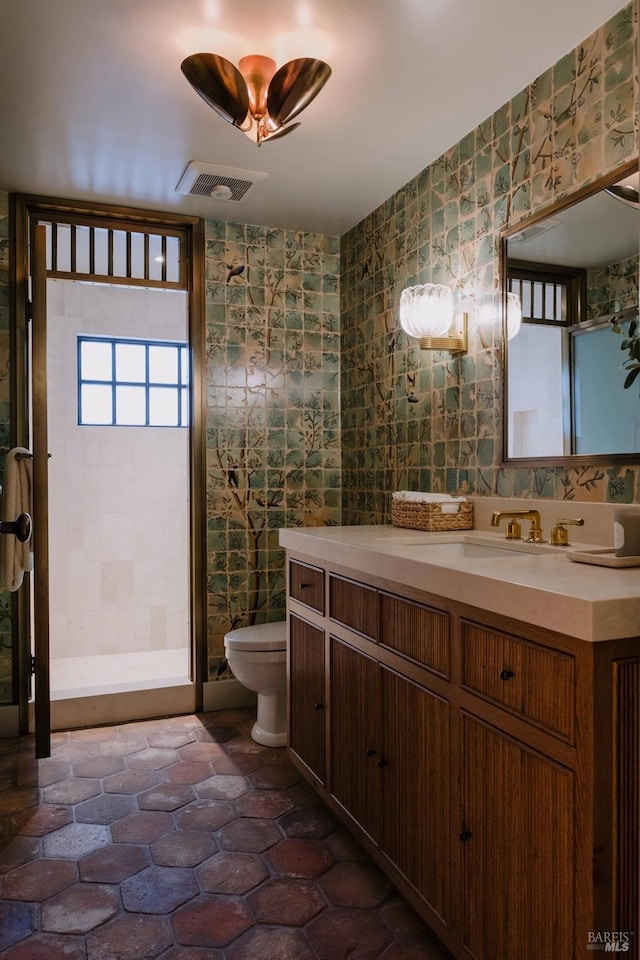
0;447;33;592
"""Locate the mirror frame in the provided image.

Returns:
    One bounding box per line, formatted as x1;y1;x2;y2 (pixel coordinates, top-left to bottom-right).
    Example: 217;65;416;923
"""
500;157;639;467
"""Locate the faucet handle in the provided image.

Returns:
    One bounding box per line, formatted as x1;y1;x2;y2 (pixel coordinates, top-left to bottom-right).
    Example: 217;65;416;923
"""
550;518;585;546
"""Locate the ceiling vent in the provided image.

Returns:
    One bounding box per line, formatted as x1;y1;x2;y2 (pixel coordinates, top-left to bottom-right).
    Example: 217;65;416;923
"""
509;218;562;243
175;161;268;203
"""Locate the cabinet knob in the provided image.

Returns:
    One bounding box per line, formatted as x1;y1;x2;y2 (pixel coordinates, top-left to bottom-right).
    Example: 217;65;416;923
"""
499;669;515;681
366;747;377;757
298;582;310;590
459;830;473;842
377;757;389;768
313;702;324;711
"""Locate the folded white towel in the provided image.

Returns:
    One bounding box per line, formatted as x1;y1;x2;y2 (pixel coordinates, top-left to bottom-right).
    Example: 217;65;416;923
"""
392;491;467;503
392;491;467;514
0;447;33;592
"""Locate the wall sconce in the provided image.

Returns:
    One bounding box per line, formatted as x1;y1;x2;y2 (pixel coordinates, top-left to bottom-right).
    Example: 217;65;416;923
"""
506;291;522;340
398;283;467;352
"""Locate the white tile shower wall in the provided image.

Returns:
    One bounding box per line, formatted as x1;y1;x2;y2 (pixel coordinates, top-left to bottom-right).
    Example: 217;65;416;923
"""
46;279;190;661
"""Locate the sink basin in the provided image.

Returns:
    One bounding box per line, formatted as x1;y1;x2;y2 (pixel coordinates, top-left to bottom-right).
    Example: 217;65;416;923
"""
401;541;530;561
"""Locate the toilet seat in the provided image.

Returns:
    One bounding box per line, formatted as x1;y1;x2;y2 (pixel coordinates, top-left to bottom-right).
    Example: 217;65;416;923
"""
224;621;287;653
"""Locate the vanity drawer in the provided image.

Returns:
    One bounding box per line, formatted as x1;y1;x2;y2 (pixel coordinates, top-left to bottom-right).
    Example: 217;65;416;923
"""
329;574;378;640
460;620;575;741
379;592;449;677
289;560;325;613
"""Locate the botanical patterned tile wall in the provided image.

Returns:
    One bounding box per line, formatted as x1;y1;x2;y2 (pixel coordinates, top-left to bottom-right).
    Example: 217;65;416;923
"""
341;3;639;523
0;193;12;703
587;252;639;318
204;222;341;669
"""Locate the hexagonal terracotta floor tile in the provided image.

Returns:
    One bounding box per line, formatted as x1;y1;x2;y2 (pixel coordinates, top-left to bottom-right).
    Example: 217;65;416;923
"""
380;897;431;938
0;835;41;873
43;823;111;859
174;800;235;832
218;817;282;853
379;942;450;959
125;748;179;770
249;765;302;790
2;858;78;902
319;861;392;908
110;811;173;844
0;901;37;952
41;882;119;933
248;878;325;926
151;830;217;868
225;927;316;960
72;755;125;778
42;778;102;805
234;788;294;819
97;738;147;757
160;948;224;960
103;769;159;794
121;864;198;914
138;783;195;811
1;932;86;960
307;908;392;960
79;842;150;883
85;915;172;960
177;741;225;763
197;851;268;894
161;760;212;784
267;837;334;878
75;793;137;825
171;895;252;947
35;761;70;787
279;806;338;840
195;774;249;800
146;730;196;749
17;805;73;838
209;753;264;776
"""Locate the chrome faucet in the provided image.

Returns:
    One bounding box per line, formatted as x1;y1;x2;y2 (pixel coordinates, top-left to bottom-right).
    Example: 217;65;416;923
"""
491;509;546;543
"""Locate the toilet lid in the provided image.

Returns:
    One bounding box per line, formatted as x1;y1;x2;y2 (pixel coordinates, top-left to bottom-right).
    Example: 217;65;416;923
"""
224;621;287;652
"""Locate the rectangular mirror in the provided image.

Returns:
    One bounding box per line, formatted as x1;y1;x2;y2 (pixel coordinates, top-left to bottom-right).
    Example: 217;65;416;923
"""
502;161;639;464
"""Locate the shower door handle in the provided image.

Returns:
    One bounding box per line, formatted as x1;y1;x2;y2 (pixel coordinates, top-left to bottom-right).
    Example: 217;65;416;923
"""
0;512;32;542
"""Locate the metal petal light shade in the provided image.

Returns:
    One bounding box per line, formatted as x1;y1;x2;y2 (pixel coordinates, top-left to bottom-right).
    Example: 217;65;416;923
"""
181;52;331;145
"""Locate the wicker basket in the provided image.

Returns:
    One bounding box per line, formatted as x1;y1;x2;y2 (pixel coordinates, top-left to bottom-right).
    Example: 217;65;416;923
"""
391;498;473;532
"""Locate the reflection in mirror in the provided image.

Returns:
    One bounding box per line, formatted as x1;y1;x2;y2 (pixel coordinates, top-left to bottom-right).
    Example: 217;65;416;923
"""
503;164;639;461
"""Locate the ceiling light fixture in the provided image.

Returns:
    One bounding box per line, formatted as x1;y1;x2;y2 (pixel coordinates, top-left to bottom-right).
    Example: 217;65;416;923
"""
181;52;331;145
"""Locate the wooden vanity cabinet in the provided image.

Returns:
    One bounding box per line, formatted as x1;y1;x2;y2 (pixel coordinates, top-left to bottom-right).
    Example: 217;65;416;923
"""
288;613;326;785
330;636;451;926
460;713;574;960
286;551;639;960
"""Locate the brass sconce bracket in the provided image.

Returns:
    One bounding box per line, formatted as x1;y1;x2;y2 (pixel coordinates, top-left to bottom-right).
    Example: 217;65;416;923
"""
419;312;468;353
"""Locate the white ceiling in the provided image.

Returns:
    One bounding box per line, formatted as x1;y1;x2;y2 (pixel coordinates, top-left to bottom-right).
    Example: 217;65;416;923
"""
0;0;630;236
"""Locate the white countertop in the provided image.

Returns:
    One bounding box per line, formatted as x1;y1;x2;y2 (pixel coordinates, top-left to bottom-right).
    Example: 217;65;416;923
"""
279;525;640;642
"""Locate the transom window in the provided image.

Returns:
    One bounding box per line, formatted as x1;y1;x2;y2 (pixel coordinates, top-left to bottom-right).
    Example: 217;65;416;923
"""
78;336;189;427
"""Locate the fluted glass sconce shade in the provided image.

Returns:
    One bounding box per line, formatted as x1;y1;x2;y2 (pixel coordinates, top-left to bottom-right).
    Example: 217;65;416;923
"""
506;291;522;340
181;52;331;145
398;283;467;352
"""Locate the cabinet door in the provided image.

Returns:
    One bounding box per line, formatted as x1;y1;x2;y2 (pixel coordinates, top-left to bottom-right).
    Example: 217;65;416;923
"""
289;614;326;783
461;713;574;960
330;637;382;842
382;667;451;927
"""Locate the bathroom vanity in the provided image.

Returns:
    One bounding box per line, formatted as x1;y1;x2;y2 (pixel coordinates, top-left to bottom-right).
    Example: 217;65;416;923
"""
281;525;640;960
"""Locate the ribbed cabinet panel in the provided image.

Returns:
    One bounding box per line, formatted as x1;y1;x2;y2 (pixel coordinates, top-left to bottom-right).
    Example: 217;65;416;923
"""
461;713;574;960
329;574;378;639
288;614;326;783
382;667;450;926
379;592;449;677
614;658;640;937
330;637;382;840
460;621;575;741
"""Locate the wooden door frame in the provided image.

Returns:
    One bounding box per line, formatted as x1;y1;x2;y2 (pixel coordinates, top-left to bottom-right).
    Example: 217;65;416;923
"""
9;194;207;734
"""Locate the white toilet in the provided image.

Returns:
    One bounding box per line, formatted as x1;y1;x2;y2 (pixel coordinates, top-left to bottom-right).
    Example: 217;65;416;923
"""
224;621;288;747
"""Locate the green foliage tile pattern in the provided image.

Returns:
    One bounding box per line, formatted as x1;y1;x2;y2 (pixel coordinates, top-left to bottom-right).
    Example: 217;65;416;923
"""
341;3;639;522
